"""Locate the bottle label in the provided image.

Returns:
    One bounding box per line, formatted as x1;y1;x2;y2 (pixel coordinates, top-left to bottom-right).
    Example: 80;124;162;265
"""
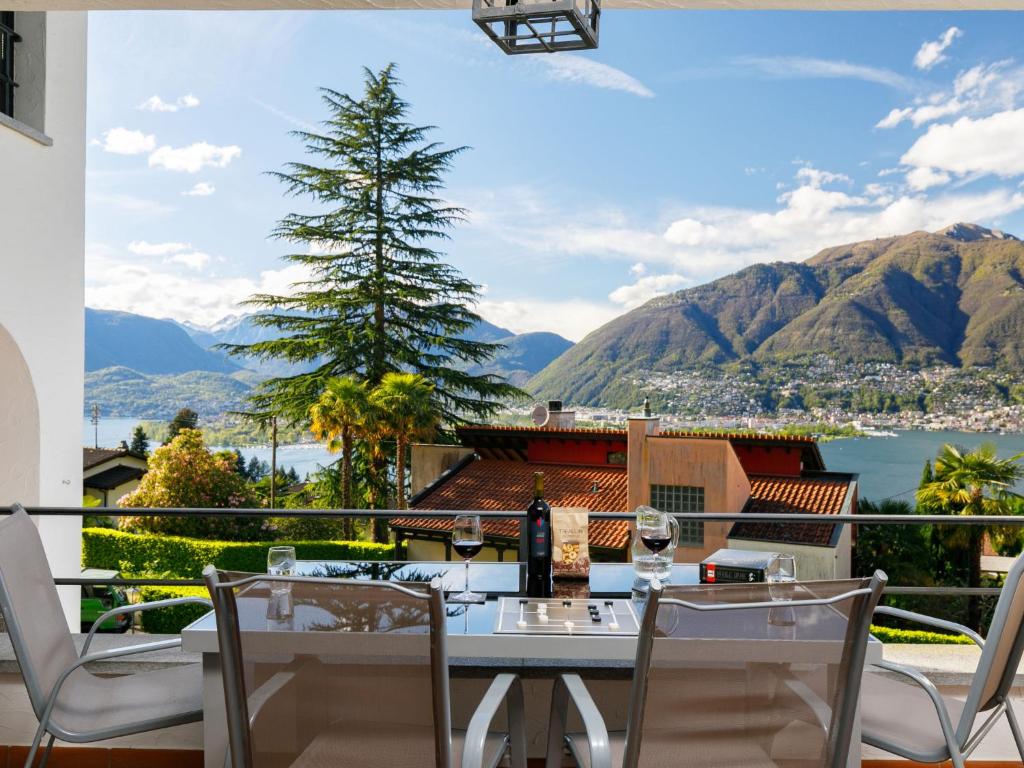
530;517;550;557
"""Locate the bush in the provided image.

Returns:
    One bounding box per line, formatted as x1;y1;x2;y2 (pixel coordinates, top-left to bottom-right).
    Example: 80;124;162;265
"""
268;515;353;542
82;528;394;578
138;586;211;634
870;624;974;645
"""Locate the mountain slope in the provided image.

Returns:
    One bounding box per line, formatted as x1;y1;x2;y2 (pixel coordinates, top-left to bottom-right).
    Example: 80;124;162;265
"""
531;224;1024;406
85;366;252;418
86;309;239;375
184;312;567;384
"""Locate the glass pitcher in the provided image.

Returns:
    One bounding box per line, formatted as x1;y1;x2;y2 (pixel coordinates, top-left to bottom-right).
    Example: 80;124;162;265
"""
631;506;680;581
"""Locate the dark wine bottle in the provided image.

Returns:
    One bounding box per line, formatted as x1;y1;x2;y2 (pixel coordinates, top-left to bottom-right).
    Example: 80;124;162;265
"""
526;471;552;598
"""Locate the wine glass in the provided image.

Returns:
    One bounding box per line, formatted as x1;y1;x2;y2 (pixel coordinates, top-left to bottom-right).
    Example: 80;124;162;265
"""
450;515;485;604
267;545;296;595
768;554;797;601
638;507;679;557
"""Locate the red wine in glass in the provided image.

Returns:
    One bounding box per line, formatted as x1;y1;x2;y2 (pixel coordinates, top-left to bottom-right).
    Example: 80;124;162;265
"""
453;539;483;559
641;533;672;554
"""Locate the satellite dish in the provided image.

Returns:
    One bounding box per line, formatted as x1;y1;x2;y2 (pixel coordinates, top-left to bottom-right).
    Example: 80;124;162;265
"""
531;404;549;427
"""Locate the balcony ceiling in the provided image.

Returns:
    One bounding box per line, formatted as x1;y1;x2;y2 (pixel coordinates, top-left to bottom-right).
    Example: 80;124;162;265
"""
10;0;1024;10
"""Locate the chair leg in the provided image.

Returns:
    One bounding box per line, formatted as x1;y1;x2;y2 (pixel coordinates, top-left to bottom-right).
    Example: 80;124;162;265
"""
1006;699;1024;761
23;720;49;768
38;735;56;768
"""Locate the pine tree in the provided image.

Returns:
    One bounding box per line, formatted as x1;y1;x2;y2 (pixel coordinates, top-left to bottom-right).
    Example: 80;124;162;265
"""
166;408;199;443
129;425;150;457
221;65;524;425
919;459;934;489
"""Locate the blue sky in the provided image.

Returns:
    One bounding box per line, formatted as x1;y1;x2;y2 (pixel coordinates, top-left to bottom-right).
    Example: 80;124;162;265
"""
85;10;1024;341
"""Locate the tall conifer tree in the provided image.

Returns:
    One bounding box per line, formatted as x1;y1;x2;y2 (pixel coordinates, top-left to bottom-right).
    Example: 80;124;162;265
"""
223;65;523;424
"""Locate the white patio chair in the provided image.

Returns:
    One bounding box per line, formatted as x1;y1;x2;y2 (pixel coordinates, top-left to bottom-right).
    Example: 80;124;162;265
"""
546;573;887;768
203;567;527;768
0;504;211;768
861;554;1024;767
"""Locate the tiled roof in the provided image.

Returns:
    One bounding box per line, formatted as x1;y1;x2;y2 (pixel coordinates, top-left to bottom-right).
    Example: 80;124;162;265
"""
729;474;854;547
83;465;146;491
658;430;817;445
456;425;626;438
392;460;630;550
83;447;143;470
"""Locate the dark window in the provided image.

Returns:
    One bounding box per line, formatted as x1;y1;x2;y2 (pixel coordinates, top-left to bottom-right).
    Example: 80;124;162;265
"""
0;11;18;119
650;484;705;546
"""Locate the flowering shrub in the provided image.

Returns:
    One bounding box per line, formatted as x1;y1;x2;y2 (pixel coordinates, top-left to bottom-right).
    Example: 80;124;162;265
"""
118;429;266;540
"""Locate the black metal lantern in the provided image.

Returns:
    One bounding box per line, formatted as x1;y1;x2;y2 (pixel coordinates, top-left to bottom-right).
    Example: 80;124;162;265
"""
473;0;600;55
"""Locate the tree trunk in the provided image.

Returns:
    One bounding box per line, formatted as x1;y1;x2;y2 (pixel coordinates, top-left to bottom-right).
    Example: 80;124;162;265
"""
968;528;984;631
342;430;354;540
396;436;406;510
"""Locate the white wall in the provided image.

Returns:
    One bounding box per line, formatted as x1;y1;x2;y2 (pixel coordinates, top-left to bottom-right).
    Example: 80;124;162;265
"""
0;12;88;628
728;525;852;581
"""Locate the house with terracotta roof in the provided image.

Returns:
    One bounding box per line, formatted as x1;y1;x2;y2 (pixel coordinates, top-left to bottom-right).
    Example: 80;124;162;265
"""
83;444;148;506
394;404;857;578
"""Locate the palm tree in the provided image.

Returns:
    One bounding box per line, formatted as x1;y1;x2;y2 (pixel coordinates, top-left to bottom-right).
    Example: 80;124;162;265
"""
369;373;439;510
309;377;369;524
917;443;1023;630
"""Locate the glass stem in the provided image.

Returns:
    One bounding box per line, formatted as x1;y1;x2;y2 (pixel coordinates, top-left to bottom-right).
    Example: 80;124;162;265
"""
465;558;470;593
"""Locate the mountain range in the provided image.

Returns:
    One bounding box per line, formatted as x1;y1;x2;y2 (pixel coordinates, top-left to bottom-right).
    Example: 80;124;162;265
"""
84;309;571;416
530;223;1024;406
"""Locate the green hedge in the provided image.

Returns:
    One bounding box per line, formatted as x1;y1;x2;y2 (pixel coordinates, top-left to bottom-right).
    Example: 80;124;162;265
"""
138;586;211;634
870;624;975;645
82;528;394;578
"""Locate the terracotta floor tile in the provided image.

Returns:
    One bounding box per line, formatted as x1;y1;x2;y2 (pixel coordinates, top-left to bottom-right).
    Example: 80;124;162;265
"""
9;745;109;768
109;749;203;768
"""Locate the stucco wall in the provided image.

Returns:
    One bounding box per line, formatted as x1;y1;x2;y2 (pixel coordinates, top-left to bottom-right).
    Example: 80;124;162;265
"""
627;418;752;563
728;524;852;581
0;12;88;628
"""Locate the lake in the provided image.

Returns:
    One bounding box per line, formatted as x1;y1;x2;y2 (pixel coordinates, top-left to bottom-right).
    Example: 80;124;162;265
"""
84;417;1024;502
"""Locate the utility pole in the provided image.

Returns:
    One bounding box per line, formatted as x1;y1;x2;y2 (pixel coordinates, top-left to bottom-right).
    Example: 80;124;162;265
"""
90;403;100;448
270;416;278;510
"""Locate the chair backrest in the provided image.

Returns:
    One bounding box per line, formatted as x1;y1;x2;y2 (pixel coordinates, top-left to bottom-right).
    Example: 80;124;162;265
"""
623;573;886;768
959;553;1024;737
0;506;79;717
203;568;452;768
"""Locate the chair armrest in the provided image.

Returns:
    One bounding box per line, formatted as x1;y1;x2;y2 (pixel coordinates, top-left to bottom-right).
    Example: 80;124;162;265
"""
545;674;612;768
867;660;960;744
462;673;526;768
248;669;298;730
82;596;213;656
35;640;182;723
873;606;984;648
783;677;831;735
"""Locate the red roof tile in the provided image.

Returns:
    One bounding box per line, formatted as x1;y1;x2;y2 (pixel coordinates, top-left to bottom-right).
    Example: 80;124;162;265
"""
729;474;854;547
391;460;630;550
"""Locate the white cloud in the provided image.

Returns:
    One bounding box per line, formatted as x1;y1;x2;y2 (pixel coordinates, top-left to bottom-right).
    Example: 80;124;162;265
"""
96;127;157;155
86;243;312;327
609;274;691;310
467;165;1024;295
127;240;190;257
148;142;242;173
167;251;212;270
901;109;1024;179
738;56;915;91
183;182;216;197
477;299;619;343
629;262;647;277
795;166;852;188
914;27;962;71
138;93;201;113
905;166;952;191
876;61;1024;130
533;55;655;98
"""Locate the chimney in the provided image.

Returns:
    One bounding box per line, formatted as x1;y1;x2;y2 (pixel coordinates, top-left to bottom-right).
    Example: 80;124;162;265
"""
544;400;576;430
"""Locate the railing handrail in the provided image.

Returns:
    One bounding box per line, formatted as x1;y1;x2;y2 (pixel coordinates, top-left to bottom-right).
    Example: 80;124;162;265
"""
5;506;1019;598
6;506;1024;525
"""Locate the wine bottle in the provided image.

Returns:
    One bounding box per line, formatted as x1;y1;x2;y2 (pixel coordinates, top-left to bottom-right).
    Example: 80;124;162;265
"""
526;471;552;598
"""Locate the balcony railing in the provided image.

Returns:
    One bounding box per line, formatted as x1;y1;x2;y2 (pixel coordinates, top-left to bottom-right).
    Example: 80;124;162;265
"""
3;505;1021;599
